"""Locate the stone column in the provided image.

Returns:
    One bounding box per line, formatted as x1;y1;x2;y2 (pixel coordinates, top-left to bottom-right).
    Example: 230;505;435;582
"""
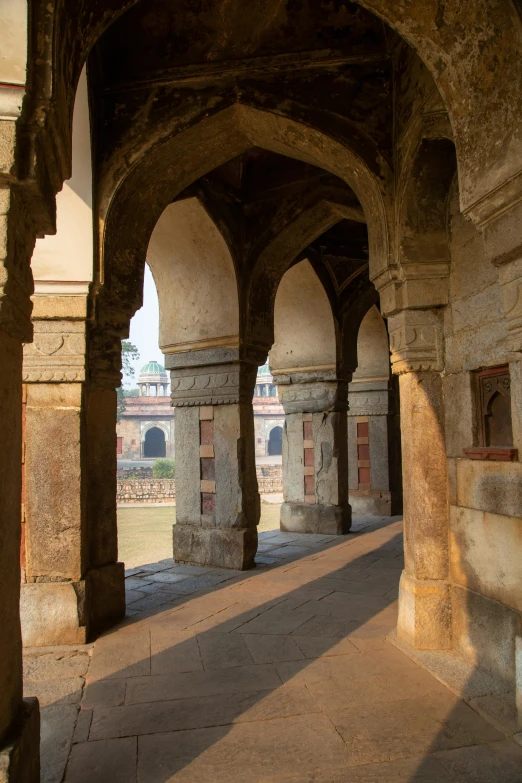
21;299;125;646
388;308;452;650
0;184;40;777
276;370;351;535
347;380;396;516
167;347;261;570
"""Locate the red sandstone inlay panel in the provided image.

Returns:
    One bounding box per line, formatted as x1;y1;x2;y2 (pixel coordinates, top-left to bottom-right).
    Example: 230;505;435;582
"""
199;407;215;520
200;419;214;445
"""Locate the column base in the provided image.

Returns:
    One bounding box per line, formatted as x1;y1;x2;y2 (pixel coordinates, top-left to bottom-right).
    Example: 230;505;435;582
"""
173;524;258;570
21;581;87;647
20;563;125;647
87;563;125;638
349;490;392;516
397;571;452;650
280;502;351;535
0;698;40;783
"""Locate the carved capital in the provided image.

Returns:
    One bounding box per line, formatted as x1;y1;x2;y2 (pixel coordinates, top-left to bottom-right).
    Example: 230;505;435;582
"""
166;347;257;406
388;309;443;375
23;320;86;382
347;389;389;417
276;374;348;415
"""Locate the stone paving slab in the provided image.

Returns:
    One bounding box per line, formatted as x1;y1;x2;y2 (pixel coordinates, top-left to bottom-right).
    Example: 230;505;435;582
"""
25;516;522;783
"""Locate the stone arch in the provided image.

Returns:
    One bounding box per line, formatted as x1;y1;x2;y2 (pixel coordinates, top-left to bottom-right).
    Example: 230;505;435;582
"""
267;425;283;457
146;198;239;354
352;305;390;382
100;105;391;340
25;0;522;229
270;259;337;376
142;425;167;458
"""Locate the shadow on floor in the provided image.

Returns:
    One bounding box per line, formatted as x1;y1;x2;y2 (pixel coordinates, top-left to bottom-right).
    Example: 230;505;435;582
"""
27;516;522;783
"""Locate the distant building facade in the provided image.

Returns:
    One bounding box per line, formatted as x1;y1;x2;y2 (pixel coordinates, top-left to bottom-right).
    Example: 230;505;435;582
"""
117;361;174;460
117;361;284;460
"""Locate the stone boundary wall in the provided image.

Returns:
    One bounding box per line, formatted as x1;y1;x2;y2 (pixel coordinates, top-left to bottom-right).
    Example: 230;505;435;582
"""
117;464;282;503
117;479;176;504
257;464;283;493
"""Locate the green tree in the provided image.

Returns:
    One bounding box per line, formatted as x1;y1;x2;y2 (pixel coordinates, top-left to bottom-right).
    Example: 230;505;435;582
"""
152;458;175;479
117;341;140;422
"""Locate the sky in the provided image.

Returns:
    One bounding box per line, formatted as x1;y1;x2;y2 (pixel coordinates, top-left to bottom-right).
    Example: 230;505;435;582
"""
123;264;162;387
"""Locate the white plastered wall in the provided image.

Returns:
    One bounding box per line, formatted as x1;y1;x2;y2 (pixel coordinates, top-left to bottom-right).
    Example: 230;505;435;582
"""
146;198;239;352
270;259;336;373
31;67;93;294
352;305;390;381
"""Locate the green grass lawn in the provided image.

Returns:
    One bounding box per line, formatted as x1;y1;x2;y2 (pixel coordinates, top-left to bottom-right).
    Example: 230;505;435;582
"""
118;502;281;569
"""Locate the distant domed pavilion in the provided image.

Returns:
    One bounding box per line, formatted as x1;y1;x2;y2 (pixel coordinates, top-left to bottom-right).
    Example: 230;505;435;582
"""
138;361;169;397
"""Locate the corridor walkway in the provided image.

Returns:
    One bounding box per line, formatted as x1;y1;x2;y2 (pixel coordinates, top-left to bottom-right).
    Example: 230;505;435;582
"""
32;517;522;782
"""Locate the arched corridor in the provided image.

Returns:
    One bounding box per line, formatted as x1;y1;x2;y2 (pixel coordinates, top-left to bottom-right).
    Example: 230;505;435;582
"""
1;0;522;780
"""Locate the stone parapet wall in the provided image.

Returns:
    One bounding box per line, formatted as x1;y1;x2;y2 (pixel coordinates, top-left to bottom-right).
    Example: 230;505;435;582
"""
257;464;283;493
117;464;282;503
117;479;176;504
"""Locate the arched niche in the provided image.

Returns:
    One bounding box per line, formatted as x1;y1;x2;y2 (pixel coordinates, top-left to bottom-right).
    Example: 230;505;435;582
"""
352;305;390;381
146;198;239;352
270;259;336;374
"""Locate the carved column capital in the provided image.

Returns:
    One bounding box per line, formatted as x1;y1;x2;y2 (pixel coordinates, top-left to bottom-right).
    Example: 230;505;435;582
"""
274;369;348;414
166;346;259;407
347;382;390;417
388;308;444;375
23;319;86;382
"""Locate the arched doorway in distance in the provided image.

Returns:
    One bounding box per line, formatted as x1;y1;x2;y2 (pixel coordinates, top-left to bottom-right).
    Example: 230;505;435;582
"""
143;427;166;458
268;426;283;456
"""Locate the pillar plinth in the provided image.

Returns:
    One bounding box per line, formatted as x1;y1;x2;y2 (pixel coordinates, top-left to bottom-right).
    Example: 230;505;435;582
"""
388;309;452;650
276;371;351;535
167;347;261;570
21;306;125;645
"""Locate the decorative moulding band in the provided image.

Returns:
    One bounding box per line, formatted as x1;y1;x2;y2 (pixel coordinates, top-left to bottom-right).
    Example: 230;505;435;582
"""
162;335;240;354
272;364;336;375
462;447;518;462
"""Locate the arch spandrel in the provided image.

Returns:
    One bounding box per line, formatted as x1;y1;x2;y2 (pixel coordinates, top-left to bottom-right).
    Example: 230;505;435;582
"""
101;104;392;328
29;0;522;234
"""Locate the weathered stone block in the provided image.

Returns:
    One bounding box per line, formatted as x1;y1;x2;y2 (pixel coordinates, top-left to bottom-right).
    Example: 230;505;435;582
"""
0;698;39;783
368;415;389;491
348;490;391;516
456;459;522;517
282;414;304;504
173;524;257;570
450;505;522;612
20;582;86;647
443;372;475;457
173;406;200;524
280;502;351;535
452;584;520;687
397;571;452;650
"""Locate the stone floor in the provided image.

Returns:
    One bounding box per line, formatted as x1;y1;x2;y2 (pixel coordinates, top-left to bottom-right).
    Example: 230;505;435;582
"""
24;515;522;783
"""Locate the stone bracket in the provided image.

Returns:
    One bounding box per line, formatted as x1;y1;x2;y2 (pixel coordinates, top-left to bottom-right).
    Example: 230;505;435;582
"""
388;309;443;375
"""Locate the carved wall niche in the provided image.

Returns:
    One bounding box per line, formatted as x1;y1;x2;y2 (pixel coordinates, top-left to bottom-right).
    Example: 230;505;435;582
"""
463;365;517;461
